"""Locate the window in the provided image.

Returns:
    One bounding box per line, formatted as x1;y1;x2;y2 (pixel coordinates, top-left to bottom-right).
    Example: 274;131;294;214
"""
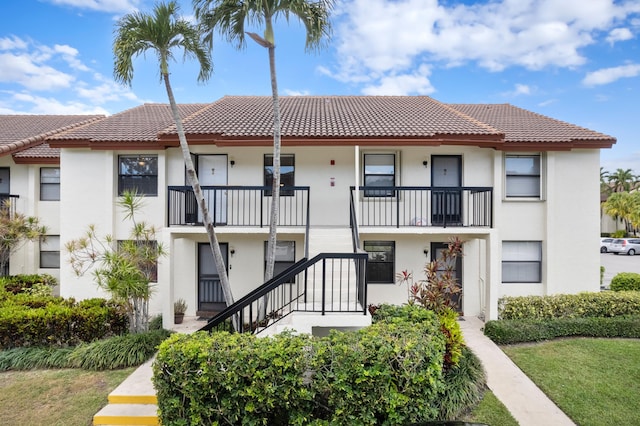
118;155;158;196
40;168;60;201
502;241;542;283
40;235;60;269
264;154;294;196
118;240;158;282
505;154;541;198
265;241;295;282
364;153;395;197
364;241;395;283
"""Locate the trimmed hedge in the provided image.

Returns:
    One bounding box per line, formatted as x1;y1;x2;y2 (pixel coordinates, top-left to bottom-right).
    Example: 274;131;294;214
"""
0;296;128;349
498;291;640;320
0;274;57;294
484;316;640;344
610;273;640;291
154;306;486;425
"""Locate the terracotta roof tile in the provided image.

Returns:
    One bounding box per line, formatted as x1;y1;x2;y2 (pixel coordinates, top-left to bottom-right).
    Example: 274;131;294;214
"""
447;103;615;144
49;103;208;144
13;142;59;159
0;114;104;156
170;96;503;139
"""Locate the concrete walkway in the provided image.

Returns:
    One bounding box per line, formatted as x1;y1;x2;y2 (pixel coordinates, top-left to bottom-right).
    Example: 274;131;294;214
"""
459;316;576;426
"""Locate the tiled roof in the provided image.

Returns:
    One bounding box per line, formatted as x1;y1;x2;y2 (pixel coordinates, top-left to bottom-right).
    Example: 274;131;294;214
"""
0;115;104;156
48;103;208;145
448;104;615;145
168;96;503;140
13;142;59;160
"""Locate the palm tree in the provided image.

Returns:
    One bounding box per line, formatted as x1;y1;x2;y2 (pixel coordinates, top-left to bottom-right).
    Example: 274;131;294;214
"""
608;168;637;193
603;191;636;235
193;0;335;283
113;1;235;312
600;167;611;196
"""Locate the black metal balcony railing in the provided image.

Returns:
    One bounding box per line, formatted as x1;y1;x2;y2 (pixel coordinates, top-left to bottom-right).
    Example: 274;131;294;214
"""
0;194;19;218
168;186;310;227
200;252;368;334
350;186;493;228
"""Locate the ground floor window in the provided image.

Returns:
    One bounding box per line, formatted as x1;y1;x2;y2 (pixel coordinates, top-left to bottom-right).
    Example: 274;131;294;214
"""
364;241;395;283
40;235;60;269
502;241;542;283
265;241;296;282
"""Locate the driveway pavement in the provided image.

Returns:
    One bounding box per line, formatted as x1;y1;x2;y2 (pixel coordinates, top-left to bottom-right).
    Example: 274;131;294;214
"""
600;252;640;288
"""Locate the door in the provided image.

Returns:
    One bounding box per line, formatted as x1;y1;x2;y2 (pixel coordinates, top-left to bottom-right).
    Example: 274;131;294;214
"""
195;155;228;225
0;168;10;195
431;156;461;225
431;242;463;314
198;242;228;314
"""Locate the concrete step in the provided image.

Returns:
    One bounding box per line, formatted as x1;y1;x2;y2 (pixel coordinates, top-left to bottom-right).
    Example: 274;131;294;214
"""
93;403;158;425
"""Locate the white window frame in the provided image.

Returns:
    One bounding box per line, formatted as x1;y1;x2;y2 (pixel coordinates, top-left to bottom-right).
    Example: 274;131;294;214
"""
40;235;60;269
502;241;542;283
504;153;544;200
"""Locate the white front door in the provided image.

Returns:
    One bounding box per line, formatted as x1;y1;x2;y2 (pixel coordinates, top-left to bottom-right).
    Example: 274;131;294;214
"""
197;155;228;224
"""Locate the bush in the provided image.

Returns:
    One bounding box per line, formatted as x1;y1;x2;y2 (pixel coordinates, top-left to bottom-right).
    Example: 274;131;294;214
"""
0;274;57;294
498;292;640;320
437;347;486;420
610;272;640;291
484;316;640;344
0;295;128;349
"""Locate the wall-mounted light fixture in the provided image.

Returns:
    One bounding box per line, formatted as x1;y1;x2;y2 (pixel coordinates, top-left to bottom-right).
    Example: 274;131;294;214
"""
423;248;429;258
422;160;428;168
230;160;235;167
230;248;236;256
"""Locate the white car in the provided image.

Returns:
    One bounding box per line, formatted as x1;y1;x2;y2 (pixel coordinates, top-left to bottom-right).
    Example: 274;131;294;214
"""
609;238;640;255
601;238;614;253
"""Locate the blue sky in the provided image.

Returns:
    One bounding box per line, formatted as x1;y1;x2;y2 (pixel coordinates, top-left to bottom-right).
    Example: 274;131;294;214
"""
1;0;639;173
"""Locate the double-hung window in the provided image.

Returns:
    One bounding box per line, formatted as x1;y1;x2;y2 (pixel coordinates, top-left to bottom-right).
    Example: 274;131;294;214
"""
505;154;541;198
364;241;395;283
118;155;158;196
40;235;60;269
364;154;395;197
265;241;296;283
502;241;542;283
40;168;60;201
264;154;294;196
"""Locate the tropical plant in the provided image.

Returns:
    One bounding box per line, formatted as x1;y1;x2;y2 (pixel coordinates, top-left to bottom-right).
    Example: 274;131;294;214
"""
112;2;235;314
608;168;637;193
173;298;187;314
0;201;47;276
66;191;166;333
396;237;464;313
193;0;335;284
602;191;640;235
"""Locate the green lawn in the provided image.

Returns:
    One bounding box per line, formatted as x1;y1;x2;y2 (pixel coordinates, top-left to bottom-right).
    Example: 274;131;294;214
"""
502;338;640;426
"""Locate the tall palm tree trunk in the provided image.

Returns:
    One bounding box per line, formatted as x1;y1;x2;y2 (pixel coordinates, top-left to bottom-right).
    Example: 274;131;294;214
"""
163;73;234;310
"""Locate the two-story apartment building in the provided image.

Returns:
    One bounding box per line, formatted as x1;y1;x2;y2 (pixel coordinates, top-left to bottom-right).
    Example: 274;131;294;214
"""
0;115;104;289
47;96;615;329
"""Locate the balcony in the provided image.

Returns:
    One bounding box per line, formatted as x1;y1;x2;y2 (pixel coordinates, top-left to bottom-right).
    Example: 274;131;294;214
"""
351;186;493;228
168;186;310;227
0;194;19;219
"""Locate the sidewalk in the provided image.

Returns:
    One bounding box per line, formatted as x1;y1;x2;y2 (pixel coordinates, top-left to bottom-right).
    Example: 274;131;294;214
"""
459;316;576;426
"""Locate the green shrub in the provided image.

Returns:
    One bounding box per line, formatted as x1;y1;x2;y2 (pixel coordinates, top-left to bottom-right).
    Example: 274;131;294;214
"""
610;273;640;291
148;314;163;331
484;316;640;344
0;274;57;294
0;347;74;371
498;291;640;320
0;296;128;349
68;329;170;370
612;230;627;238
437;347;486;420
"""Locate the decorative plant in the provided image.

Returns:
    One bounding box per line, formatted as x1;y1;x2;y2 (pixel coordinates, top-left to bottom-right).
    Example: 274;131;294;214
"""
396;237;464;313
174;298;187;314
66;190;166;333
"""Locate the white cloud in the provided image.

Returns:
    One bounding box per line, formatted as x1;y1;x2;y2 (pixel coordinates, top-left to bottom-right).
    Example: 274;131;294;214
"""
606;28;634;44
0;36;28;51
537;99;558;107
503;83;533;97
283;89;311;96
0;52;75;90
329;0;640;88
75;75;141;104
583;64;640;86
54;44;91;72
46;0;139;13
362;65;434;95
5;92;110;115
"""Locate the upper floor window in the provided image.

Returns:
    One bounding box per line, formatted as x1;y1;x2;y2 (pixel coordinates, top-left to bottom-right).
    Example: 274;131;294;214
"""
40;168;60;201
40;235;60;269
264;154;294;196
502;241;542;283
505;154;541;198
364;153;395;197
364;240;395;284
118;155;158;196
265;240;296;283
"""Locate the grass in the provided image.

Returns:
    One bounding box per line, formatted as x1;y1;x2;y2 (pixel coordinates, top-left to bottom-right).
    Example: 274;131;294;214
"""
503;338;640;426
464;390;518;425
0;367;134;426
